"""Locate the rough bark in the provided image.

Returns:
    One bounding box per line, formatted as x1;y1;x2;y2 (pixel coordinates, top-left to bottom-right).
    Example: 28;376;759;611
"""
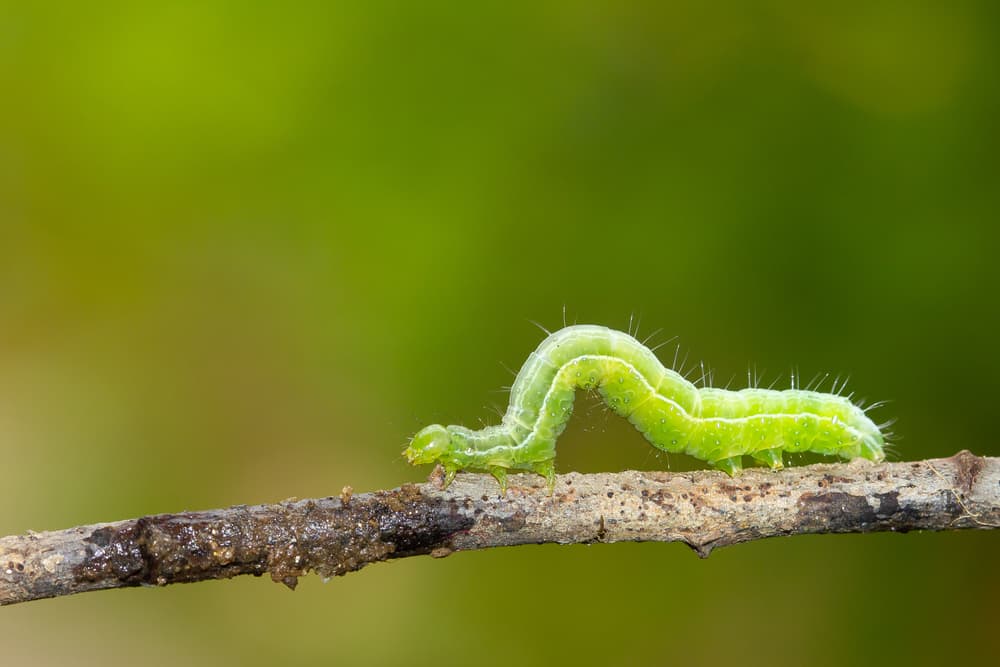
1;451;997;606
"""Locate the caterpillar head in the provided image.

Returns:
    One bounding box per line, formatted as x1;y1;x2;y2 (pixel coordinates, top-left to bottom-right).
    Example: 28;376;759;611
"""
405;424;452;465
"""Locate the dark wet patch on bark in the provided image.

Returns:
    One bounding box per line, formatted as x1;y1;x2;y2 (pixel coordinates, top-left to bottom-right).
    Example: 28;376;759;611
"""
74;487;474;591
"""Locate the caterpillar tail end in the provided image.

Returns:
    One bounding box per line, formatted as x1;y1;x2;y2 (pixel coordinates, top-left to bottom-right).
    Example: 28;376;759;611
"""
860;436;887;464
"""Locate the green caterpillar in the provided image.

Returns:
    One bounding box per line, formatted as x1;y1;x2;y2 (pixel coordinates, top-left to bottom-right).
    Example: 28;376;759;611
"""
405;325;887;492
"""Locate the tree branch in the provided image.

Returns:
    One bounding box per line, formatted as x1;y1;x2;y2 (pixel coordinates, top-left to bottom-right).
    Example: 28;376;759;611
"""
1;450;997;606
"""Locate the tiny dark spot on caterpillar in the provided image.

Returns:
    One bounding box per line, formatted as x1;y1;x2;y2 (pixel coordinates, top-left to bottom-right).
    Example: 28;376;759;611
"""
729;495;737;501
742;494;753;502
607;491;614;498
641;490;649;498
481;495;489;502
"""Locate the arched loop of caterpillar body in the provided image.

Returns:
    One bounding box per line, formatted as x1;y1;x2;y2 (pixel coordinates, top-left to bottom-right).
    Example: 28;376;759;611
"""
405;325;888;493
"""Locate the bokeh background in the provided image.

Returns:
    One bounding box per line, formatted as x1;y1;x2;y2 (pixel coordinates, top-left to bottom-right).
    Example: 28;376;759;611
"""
2;2;998;665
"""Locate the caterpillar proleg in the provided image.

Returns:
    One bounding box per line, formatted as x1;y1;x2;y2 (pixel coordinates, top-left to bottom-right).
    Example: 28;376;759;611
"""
406;325;887;492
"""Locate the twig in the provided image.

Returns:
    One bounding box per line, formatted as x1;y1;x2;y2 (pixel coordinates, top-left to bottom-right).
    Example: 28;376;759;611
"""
1;450;997;606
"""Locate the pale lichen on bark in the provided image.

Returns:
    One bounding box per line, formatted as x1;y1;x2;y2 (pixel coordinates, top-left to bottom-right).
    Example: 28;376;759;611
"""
1;451;997;606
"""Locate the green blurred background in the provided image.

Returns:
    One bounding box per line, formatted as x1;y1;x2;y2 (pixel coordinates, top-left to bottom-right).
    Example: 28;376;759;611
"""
2;1;998;665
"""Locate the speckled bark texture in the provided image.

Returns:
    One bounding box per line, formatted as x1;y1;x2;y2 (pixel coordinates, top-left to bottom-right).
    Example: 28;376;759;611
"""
1;451;997;606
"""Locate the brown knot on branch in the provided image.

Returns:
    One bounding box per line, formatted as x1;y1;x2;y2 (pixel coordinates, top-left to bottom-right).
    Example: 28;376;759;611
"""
1;451;997;606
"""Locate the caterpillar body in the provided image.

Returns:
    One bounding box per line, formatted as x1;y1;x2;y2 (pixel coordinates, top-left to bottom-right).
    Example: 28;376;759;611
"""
405;325;887;492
